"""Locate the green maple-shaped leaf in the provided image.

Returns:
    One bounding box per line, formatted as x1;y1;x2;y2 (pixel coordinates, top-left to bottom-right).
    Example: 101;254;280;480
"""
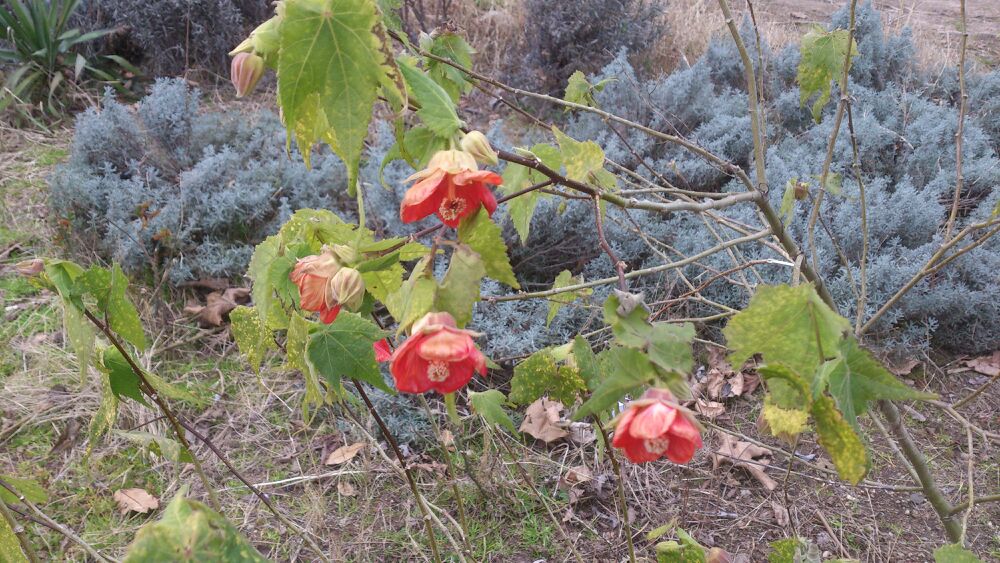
468;389;517;433
123;491;267;562
603;294;694;395
306;312;390;392
501;162;538;244
546;270;593;326
420;31;474;101
574;346;655;420
826;336;936;428
278;0;389;190
229;305;276;371
457;207;519;289
552;127;616;189
797;25;857;123
383;256;437;333
509;349;587;406
812;394;868;484
100;346;148;406
398;56;464;138
435;244;485;327
287;312;325;418
724;284;849;381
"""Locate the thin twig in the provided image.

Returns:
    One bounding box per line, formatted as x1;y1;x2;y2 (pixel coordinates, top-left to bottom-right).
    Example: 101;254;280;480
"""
0;479;115;563
952;371;1000;409
0;493;39;563
943;0;969;241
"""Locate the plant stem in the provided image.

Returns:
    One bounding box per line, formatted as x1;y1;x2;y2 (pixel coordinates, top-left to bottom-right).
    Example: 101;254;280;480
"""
83;309;220;512
418;395;473;559
0;479;115;563
878;401;961;542
0;493;39;563
595;418;636;563
351;380;443;563
943;0;969;241
82;309;330;562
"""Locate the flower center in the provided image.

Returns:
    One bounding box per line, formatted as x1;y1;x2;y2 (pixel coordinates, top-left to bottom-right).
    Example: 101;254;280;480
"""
438;197;467;221
643;437;669;455
427;361;450;382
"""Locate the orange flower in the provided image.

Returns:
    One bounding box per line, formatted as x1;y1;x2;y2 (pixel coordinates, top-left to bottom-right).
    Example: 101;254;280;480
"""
400;150;502;228
612;388;702;464
289;249;343;323
389;312;486;394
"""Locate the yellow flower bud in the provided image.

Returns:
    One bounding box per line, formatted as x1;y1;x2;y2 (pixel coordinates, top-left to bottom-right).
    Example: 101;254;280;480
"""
230;52;265;97
459;131;498;166
328;267;366;311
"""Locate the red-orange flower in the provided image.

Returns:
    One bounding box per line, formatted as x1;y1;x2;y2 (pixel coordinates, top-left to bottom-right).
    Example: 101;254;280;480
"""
389;311;486;394
612;388;702;464
289;249;342;324
400;150;502;228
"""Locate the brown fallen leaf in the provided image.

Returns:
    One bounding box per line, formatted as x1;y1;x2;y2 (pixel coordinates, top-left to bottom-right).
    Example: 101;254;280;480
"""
885;357;920;376
113;488;159;514
741;372;761;396
696;398;726;419
519;398;569;443
567;421;596;444
184;287;252;327
771;500;790;527
564;465;593;485
728;372;745;397
705;369;727;399
712;434;777;491
325;442;365;465
966;351;1000;377
337;481;357;496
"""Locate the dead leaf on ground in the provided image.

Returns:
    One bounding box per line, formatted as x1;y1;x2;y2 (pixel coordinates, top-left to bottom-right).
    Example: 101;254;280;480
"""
337;481;357;496
183;287;251;327
885;357;920;376
440;429;455;450
564;465;593;485
325;442;365;465
966;351;1000;377
771;500;790;527
741;372;761;395
113;488;159;514
696;398;726;419
712;434;777;491
567;421;596;444
519;398;569;443
177;278;231;291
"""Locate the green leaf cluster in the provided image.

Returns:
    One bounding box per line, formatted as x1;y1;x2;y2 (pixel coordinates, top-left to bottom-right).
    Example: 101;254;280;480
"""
563;70;613;109
724;284;935;484
509;348;587;407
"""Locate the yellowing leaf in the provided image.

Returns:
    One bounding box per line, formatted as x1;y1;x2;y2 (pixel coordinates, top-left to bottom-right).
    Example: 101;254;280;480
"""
509;349;587;407
797;25;857;123
552;127;616;189
724;284;849;381
812;395;868;484
762;398;809;438
230;305;275;372
546;270;593;326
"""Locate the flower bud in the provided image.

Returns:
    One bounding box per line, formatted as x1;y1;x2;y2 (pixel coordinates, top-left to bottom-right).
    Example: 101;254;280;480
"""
330;244;358;265
460;131;498;166
231;52;265;98
328;267;365;311
14;258;44;277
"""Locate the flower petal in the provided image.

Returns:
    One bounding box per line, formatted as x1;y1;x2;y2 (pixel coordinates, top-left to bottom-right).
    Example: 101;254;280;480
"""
429;358;477;394
401;170;447;223
629;403;677;440
417;329;474;362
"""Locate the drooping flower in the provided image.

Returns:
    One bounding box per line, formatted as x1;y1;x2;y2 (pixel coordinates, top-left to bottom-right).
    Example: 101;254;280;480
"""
373;338;393;362
460;131;499;166
231;52;265;97
389;311;487;394
400;150;502;228
612;388;703;464
289;249;343;324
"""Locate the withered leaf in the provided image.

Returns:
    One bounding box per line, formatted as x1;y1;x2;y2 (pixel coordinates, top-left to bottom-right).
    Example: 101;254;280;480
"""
184;287;252;327
113;488;159;514
712;434;777;490
325;442;365;465
696;398;726;419
519;398;569;443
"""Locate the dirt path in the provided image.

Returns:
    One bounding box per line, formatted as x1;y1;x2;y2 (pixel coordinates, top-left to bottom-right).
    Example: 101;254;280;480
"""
753;0;1000;67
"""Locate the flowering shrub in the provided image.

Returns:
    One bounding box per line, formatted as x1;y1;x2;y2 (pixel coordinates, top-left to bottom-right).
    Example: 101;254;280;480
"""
14;1;992;561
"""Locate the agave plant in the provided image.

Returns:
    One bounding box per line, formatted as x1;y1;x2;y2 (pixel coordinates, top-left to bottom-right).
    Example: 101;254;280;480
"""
0;0;136;120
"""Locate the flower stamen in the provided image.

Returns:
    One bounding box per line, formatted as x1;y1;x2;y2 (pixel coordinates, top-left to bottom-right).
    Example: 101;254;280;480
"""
427;361;450;382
